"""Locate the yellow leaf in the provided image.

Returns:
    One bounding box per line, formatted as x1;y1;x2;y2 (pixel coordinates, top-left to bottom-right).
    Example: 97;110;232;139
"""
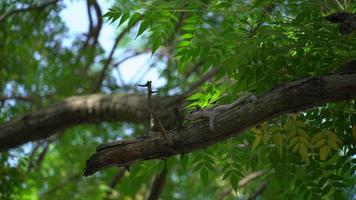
252;128;262;135
292;143;300;153
291;113;298;120
299;137;312;148
260;122;268;129
297;129;310;140
299;144;309;163
314;139;325;148
295;120;306;128
284;119;294;129
327;131;341;143
327;139;338;150
252;134;262;150
269;126;280;132
263;132;270;144
288;136;299;148
320;145;330;160
287;129;297;139
311;132;324;143
273;132;284;157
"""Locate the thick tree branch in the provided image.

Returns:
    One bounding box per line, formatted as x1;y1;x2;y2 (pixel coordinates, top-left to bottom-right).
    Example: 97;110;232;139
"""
83;73;356;176
0;94;182;151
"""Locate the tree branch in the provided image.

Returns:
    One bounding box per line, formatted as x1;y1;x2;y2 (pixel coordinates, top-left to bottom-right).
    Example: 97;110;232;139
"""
0;94;181;151
91;17;142;92
247;181;268;200
83;73;356;176
0;0;59;23
104;168;126;200
238;170;265;188
145;164;168;200
0;95;34;102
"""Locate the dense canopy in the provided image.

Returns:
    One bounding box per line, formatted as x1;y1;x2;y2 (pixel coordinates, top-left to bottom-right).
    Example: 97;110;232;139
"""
0;0;355;200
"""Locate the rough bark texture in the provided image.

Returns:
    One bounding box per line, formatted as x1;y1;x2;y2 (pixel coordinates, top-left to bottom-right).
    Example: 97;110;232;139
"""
83;73;356;176
0;93;181;151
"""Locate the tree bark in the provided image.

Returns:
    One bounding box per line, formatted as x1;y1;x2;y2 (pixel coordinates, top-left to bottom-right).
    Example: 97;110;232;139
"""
0;93;182;151
1;73;356;174
83;73;356;176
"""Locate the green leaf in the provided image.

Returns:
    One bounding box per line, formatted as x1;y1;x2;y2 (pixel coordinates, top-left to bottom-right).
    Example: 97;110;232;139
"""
187;93;204;101
200;168;209;185
230;174;239;191
118;11;130;27
299;144;309;163
252;134;262;150
151;37;161;54
128;12;141;27
332;181;348;188
319;145;330;160
180;33;193;40
328;174;344;181
341;162;351;175
273;132;283;157
182;24;196;31
136;20;150;38
177;41;191;47
181;154;189;169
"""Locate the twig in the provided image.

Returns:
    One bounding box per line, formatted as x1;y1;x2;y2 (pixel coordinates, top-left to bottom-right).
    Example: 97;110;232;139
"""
0;95;33;102
238;170;265;188
145;162;168;200
0;0;59;23
178;67;218;100
247;181;268;200
91;16;141;92
138;81;173;145
78;0;103;76
104;168;126;200
133;56;159;84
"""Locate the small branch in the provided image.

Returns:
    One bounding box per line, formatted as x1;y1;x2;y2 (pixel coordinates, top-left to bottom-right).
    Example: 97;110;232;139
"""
238;170;265;188
78;0;103;76
189;67;218;91
104;168;126;200
113;50;148;86
247;181;268;200
0;0;59;23
113;51;146;67
33;141;50;168
0;95;34;102
145;163;168;200
180;67;218;99
27;133;60;172
27;141;44;172
0;93;181;151
133;58;158;84
91;17;141;92
86;0;93;34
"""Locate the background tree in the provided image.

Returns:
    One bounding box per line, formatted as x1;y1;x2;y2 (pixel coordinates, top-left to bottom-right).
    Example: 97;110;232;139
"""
0;0;355;199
